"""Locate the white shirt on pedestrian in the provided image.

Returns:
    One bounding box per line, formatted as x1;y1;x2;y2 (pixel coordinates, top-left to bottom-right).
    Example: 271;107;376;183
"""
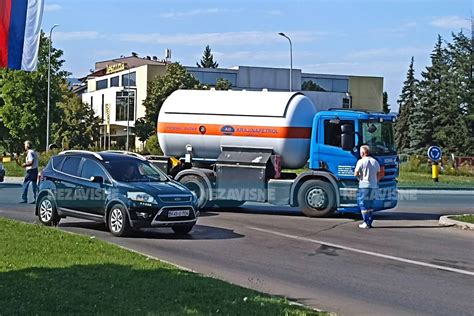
26;150;39;170
355;156;380;188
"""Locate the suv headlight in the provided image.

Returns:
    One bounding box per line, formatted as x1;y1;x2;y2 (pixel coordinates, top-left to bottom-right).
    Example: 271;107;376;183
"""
127;192;157;204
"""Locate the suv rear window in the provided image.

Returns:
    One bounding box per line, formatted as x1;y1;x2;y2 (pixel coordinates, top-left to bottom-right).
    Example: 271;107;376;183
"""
61;157;82;176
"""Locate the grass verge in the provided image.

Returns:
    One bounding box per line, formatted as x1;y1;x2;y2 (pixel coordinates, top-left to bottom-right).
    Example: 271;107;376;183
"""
397;171;474;188
2;162;27;177
452;215;474;224
0;217;323;315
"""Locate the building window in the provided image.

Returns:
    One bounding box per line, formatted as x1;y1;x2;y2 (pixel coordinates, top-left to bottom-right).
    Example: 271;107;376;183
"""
324;120;354;147
110;76;119;87
301;77;349;93
116;90;135;121
188;70;237;87
122;72;136;87
96;79;108;90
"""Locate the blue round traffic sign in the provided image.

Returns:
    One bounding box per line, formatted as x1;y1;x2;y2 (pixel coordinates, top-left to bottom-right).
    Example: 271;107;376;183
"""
427;146;442;161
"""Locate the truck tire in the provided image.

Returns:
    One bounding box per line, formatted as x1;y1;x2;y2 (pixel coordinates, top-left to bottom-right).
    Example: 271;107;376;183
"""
179;175;209;210
297;179;336;218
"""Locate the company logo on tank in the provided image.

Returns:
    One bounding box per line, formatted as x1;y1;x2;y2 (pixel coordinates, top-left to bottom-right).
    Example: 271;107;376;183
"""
220;125;235;135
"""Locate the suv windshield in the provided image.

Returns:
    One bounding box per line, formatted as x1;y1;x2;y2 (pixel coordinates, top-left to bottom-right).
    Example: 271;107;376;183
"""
360;120;396;156
104;159;168;182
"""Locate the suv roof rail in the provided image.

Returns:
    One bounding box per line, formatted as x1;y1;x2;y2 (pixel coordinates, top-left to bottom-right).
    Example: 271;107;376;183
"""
101;150;146;160
58;150;103;161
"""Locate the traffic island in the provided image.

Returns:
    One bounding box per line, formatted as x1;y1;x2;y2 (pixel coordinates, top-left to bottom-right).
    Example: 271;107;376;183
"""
0;217;326;315
439;215;474;230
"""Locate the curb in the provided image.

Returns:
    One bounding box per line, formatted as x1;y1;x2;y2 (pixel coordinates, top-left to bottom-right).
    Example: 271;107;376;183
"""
439;215;474;230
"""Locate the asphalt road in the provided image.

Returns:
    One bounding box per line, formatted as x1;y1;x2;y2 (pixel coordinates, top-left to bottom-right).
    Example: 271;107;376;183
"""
1;184;473;315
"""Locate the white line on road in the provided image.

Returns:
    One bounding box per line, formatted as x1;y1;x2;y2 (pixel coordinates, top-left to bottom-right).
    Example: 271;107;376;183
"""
248;226;474;277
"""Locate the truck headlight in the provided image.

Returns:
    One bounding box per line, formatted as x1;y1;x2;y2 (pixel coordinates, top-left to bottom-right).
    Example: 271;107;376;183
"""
127;192;157;204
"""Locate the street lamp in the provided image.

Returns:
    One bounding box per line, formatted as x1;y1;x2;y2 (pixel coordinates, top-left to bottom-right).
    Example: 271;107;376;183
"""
278;32;293;92
46;24;59;151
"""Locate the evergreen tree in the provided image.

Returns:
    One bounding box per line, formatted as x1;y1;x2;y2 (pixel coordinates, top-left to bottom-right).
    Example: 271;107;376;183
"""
446;31;473;155
382;91;390;114
196;45;219;68
410;36;448;154
395;57;418;153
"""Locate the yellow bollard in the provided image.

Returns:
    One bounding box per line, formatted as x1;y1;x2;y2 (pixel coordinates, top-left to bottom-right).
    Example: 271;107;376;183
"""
432;162;439;182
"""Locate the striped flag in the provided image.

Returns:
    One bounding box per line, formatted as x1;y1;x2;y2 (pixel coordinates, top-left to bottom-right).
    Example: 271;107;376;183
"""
0;0;44;71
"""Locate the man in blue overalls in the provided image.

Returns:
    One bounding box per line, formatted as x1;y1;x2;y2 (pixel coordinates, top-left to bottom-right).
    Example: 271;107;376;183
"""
354;145;383;229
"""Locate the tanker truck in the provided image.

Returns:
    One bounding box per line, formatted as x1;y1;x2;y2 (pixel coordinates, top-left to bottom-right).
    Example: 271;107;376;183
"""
153;89;398;217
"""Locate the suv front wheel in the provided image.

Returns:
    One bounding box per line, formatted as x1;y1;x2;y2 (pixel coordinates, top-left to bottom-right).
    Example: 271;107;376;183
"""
108;204;131;237
38;195;60;226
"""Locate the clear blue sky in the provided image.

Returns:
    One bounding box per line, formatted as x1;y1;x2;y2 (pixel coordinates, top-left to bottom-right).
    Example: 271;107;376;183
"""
42;0;472;111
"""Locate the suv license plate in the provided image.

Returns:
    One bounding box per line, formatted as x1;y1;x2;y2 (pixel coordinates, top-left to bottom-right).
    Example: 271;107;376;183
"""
168;210;189;218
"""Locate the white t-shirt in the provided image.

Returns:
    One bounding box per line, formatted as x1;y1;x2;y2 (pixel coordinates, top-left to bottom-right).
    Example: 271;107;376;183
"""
355;156;380;188
26;150;39;170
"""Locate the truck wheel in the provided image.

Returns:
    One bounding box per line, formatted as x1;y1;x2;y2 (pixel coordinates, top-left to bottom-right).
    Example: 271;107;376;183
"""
179;175;209;210
214;200;245;208
38;195;61;226
108;204;131;237
297;180;336;218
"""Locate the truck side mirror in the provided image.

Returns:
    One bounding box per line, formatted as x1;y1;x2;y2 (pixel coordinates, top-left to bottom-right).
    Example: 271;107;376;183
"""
341;124;355;151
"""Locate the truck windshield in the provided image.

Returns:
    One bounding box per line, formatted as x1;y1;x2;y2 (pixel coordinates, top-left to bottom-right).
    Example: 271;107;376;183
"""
360;121;396;156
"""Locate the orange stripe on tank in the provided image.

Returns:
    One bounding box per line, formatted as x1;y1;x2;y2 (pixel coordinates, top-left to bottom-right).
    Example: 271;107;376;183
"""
157;122;311;139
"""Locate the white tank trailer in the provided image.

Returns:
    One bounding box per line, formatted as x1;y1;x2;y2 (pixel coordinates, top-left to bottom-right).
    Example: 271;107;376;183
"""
158;90;319;169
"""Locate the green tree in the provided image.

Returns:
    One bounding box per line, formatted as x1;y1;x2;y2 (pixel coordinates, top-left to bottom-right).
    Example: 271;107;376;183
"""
196;45;219;68
51;91;101;149
215;78;232;90
133;117;154;144
395;57;418;153
409;36;448;154
141;63;201;138
0;31;69;152
446;31;473;155
382;91;390;114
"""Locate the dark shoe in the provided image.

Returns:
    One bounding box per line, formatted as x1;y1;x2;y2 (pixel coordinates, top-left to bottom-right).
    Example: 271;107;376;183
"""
19;200;28;204
30;200;36;204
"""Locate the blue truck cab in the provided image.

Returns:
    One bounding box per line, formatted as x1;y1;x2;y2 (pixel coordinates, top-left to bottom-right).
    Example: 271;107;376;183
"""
307;109;398;214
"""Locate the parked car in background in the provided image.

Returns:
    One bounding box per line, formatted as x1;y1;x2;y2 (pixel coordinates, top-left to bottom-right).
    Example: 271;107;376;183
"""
0;162;5;182
35;150;199;237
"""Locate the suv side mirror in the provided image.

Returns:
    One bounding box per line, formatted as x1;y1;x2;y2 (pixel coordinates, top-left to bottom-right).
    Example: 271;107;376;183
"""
341;124;355;151
90;176;104;183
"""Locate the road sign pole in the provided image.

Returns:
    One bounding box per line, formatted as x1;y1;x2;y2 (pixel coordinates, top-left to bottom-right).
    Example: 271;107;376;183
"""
432;162;439;182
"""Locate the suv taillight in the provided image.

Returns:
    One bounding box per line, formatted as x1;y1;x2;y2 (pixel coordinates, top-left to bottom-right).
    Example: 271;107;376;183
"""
38;172;44;183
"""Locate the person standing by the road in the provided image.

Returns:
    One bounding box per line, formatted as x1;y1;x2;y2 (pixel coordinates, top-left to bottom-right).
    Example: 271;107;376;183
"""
20;141;39;204
354;145;383;229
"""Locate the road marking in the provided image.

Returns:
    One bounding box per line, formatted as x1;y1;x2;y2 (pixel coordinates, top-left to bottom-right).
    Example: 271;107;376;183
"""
248;226;474;276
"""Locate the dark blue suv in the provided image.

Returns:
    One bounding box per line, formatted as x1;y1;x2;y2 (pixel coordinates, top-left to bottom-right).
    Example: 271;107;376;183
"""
35;150;198;236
